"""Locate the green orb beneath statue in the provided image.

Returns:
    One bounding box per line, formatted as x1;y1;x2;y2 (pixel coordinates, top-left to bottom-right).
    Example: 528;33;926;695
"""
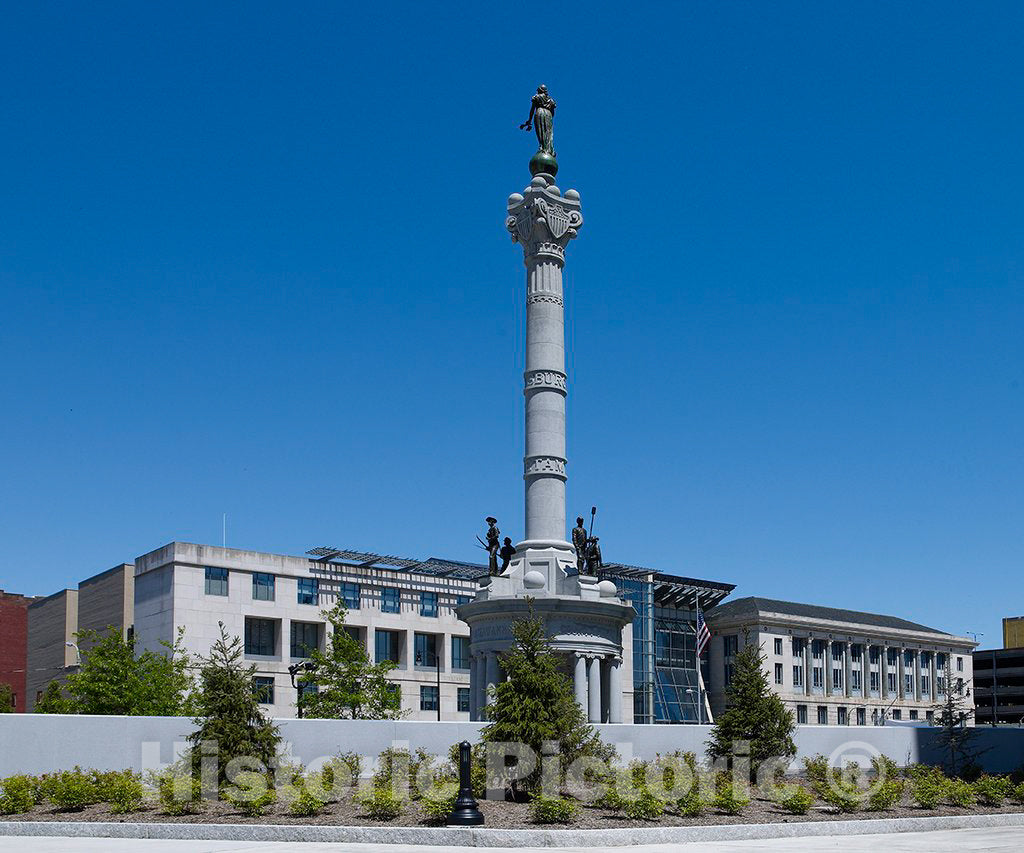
529;151;558;178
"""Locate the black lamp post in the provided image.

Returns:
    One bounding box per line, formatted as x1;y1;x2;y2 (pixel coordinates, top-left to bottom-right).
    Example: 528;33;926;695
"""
447;740;484;826
416;648;442;721
288;661;316;719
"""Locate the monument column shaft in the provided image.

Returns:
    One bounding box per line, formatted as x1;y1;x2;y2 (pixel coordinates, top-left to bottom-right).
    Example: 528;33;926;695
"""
523;256;568;542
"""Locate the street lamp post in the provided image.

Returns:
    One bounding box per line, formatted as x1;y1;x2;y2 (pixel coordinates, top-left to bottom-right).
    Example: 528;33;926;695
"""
288;661;316;719
64;642;81;667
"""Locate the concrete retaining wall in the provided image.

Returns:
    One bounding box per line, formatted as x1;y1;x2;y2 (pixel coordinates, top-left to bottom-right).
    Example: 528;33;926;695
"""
2;715;1023;777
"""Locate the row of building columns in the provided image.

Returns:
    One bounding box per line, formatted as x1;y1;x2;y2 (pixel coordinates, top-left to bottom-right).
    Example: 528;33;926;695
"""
470;651;622;723
800;639;942;702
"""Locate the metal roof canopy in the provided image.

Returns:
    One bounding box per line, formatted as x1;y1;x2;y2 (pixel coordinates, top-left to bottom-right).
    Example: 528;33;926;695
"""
307;547;489;581
599;563;735;610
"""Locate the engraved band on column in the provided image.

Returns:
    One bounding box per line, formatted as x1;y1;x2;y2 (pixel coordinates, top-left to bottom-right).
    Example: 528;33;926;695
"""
523;369;567;394
523;455;568;480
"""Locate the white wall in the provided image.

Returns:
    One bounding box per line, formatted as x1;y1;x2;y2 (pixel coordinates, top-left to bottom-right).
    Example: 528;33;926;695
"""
4;715;1024;778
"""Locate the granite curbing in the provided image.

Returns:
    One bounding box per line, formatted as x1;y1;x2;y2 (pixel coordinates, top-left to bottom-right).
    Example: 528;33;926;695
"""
3;813;1024;847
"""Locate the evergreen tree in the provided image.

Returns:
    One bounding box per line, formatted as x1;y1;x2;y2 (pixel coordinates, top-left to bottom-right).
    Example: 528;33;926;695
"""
481;607;613;797
931;659;980;777
54;627;193;716
297;601;403;719
706;637;796;779
188;623;281;782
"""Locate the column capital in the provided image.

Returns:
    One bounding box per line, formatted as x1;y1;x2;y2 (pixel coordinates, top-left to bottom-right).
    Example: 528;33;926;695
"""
507;175;583;266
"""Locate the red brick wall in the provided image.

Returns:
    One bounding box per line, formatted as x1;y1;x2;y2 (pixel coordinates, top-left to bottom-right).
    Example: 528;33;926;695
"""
0;591;32;713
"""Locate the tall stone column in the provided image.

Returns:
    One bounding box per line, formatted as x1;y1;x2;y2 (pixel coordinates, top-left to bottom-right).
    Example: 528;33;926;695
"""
897;648;906;700
574;653;588;711
507;176;583;569
929;652;938;703
881;644;889;699
587;655;602;723
914;651;922;702
608;657;623;723
845;642;853;698
804;638;812;697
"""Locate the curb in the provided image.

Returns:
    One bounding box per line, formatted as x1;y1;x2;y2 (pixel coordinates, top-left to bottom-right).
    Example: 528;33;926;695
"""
3;813;1024;847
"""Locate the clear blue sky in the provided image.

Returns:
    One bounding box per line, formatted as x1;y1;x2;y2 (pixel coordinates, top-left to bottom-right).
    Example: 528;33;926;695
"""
1;3;1021;646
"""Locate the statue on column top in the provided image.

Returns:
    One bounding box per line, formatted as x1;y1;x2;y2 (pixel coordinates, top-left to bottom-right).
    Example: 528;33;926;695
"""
572;516;588;573
520;85;558;178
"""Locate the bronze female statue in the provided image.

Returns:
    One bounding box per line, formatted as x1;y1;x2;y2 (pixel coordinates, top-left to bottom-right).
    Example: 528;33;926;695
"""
520;85;556;157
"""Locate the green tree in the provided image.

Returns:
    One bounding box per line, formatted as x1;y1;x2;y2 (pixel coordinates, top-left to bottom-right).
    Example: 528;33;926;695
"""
297;601;403;719
932;660;981;777
34;679;76;714
50;627;194;716
0;682;14;712
188;622;281;782
706;637;796;780
481;607;613;797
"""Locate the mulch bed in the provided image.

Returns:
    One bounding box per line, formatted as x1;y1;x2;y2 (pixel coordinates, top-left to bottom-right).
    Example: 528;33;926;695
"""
4;793;1024;829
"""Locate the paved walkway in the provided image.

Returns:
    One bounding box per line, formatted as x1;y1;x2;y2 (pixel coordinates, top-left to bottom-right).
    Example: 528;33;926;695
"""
2;826;1023;852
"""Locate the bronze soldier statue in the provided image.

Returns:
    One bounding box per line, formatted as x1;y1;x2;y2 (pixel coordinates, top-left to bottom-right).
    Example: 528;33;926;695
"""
572;516;588;573
498;537;515;573
485;517;500;575
584;536;603;574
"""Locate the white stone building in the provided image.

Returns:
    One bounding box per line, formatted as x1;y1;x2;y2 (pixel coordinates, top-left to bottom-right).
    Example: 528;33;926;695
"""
134;542;479;721
705;597;976;726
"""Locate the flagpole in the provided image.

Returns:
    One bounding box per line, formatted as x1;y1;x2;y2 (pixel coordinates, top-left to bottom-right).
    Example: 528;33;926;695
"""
696;590;703;725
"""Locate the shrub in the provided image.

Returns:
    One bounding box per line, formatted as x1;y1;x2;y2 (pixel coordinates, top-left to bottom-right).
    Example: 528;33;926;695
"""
677;784;706;817
973;775;1011;806
802;755;830;787
623;787;664;820
288;787;327;817
155;770;202;816
911;768;949;809
421;788;458;825
871;754;900;781
947;779;976;808
223;771;275;817
48;769;100;811
867;779;904;812
778;784;814;815
321;752;361;791
357;786;404;820
1012;781;1024;805
0;776;37;815
818;780;862;813
104;772;144;814
531;795;579;824
711;780;749;815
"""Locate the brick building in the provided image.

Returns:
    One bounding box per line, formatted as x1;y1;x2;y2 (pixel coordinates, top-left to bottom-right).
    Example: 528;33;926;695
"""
0;590;37;712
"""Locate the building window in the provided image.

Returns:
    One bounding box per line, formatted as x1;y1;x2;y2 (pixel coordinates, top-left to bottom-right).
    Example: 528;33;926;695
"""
420;591;438;617
817;706;828;725
244;617;277;656
869;645;880;665
837;707;847;726
381;587;400;614
457;687;471;713
957;656;963;672
936;674;946;696
375;629;401;665
205;567;228;596
888;669;898;694
414;632;438;667
870;671;880;692
342;625;362;647
451;636;470;670
892;709;902;720
926;710;934;724
832;665;843;691
851;670;861;691
796;704;807;724
252;572;275;601
851;644;862;662
340;582;360;609
774;663;783;685
792;637;806;656
909;710;918;721
290;622;321;658
455;595;470;607
252;676;274;705
420;685;439;712
856;707;866;726
774;638;783;655
936;652;946;671
297;578;319;606
793;663;804;687
724;635;739;656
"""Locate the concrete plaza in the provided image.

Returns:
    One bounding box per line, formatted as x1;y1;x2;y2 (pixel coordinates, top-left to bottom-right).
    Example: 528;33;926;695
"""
2;826;1023;852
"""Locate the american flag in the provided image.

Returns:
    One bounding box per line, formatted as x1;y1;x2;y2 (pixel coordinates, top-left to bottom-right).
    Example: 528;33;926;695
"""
696;605;711;657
